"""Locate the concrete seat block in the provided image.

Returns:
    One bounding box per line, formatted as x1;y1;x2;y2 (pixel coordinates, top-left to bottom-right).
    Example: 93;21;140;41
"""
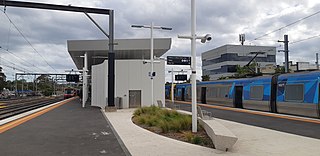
199;119;238;151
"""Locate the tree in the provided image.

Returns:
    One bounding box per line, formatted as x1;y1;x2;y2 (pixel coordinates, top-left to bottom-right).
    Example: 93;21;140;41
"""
36;75;54;96
275;66;285;74
218;76;228;80
0;69;6;91
201;75;210;81
234;63;259;78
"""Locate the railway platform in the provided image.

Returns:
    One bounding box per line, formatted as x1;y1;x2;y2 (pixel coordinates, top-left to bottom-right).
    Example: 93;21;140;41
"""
1;97;320;155
0;97;129;156
105;101;320;156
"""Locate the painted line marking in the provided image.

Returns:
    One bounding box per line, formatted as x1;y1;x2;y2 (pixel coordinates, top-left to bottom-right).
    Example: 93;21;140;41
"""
0;97;77;134
170;100;320;124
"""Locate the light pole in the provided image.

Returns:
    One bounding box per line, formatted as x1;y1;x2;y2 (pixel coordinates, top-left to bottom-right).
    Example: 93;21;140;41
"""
278;35;289;73
178;0;212;132
171;68;174;103
132;22;172;105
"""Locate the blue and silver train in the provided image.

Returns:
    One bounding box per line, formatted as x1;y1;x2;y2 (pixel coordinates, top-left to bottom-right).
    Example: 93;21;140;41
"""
165;71;320;118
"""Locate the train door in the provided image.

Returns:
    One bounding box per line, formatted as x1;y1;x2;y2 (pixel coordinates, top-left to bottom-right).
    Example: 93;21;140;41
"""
233;86;243;108
181;88;185;101
201;87;207;104
318;83;320;118
129;90;141;108
270;75;278;113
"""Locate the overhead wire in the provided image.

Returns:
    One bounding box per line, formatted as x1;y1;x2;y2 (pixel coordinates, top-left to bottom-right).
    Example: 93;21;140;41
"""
0;46;47;72
0;58;30;73
253;9;320;41
290;34;320;45
0;12;49;73
2;11;58;72
1;56;31;72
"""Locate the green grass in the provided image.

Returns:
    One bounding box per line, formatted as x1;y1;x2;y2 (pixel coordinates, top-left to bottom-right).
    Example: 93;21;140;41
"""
182;131;204;145
133;106;213;147
133;106;192;133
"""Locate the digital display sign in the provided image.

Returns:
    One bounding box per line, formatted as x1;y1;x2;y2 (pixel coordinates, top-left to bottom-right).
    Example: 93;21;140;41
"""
167;56;191;65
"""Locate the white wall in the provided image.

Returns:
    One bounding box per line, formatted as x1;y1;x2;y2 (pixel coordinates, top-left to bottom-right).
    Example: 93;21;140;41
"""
91;62;107;108
91;59;165;108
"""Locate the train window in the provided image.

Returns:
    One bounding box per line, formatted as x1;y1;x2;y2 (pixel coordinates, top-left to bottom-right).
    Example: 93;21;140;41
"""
212;87;217;98
250;86;263;100
285;84;304;102
218;86;231;98
208;87;218;98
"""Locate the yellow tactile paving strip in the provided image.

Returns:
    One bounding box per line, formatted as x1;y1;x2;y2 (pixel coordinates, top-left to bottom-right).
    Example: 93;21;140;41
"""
0;97;77;134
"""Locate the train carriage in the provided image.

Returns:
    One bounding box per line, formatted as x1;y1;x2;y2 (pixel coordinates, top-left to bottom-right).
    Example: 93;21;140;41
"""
276;72;320;118
64;87;76;99
175;83;190;101
165;71;320;118
237;76;273;111
198;80;234;107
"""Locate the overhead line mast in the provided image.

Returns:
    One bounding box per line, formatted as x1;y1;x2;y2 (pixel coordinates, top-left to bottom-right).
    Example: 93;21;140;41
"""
0;0;116;108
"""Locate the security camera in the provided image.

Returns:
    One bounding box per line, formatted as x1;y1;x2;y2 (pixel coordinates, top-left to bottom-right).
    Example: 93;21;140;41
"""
201;34;212;43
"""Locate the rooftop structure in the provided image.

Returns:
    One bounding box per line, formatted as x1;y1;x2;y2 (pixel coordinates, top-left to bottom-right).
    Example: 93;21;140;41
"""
67;38;171;73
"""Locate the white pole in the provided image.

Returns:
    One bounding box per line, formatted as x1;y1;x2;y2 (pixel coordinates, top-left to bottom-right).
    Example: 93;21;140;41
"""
151;22;154;106
171;68;174;103
191;0;197;132
21;76;24;96
82;52;88;108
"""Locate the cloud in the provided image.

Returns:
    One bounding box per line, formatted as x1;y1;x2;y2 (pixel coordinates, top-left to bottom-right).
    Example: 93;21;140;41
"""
0;0;319;82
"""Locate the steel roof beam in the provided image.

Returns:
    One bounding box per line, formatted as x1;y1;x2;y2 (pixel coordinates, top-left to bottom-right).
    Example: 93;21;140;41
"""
0;0;110;14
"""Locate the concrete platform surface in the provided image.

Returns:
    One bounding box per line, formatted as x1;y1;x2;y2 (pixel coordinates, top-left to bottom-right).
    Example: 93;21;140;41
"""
0;99;128;156
104;109;320;156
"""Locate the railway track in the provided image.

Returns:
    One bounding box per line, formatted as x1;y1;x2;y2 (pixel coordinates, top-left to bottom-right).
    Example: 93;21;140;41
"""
0;96;64;120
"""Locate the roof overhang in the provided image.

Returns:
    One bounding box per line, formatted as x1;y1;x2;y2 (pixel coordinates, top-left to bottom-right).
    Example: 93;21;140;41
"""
67;38;171;71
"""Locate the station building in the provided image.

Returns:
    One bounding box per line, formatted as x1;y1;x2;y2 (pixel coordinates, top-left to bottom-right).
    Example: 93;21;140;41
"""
67;38;171;108
202;44;276;80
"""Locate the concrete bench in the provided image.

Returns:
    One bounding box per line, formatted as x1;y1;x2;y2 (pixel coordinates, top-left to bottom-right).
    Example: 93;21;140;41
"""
197;106;212;120
176;109;238;151
199;119;238;151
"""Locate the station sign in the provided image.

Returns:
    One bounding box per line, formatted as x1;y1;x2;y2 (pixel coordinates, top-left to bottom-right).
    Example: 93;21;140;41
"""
167;56;191;65
66;74;79;82
175;74;187;81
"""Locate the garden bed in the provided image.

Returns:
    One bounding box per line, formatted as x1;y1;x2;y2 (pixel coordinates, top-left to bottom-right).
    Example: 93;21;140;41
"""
132;106;214;148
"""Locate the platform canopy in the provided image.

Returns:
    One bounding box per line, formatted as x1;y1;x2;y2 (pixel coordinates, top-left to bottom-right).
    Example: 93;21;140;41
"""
67;38;172;72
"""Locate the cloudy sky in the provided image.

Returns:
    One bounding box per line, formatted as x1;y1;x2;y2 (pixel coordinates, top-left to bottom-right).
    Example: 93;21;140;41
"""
0;0;319;82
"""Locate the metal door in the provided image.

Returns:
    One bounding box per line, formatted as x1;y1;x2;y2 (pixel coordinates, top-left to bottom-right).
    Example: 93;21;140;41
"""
318;84;320;118
129;90;141;108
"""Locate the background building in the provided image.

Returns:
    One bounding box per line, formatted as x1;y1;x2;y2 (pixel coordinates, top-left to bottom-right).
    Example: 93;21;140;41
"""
288;61;318;72
202;45;276;80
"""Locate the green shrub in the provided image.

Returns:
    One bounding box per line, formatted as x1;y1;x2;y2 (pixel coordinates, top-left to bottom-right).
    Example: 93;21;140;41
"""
158;120;169;133
133;108;142;116
191;136;202;144
136;116;146;124
183;131;194;142
133;106;192;133
179;116;192;130
146;115;158;127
